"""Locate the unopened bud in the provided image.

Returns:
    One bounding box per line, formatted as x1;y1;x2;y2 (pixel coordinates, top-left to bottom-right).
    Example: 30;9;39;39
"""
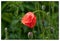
47;12;50;15
50;27;54;33
28;32;33;39
42;5;45;10
5;27;8;39
5;28;7;31
46;37;48;39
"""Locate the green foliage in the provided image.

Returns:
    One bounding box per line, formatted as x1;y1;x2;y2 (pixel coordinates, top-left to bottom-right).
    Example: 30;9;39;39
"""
1;1;59;40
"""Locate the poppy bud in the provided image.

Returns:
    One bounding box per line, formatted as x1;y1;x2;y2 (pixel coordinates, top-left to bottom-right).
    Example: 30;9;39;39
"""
42;19;44;26
50;27;54;33
5;27;7;31
42;19;48;27
28;32;33;39
45;37;48;39
47;12;50;15
42;5;45;10
21;12;36;28
5;27;8;39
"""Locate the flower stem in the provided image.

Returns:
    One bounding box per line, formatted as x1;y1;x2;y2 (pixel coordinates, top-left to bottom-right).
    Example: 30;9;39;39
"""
33;10;46;14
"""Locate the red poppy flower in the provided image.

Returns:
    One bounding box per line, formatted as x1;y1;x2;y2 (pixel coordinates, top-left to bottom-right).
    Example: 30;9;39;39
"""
21;12;36;28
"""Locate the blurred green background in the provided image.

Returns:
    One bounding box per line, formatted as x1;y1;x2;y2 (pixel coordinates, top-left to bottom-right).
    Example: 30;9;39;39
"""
1;1;59;40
